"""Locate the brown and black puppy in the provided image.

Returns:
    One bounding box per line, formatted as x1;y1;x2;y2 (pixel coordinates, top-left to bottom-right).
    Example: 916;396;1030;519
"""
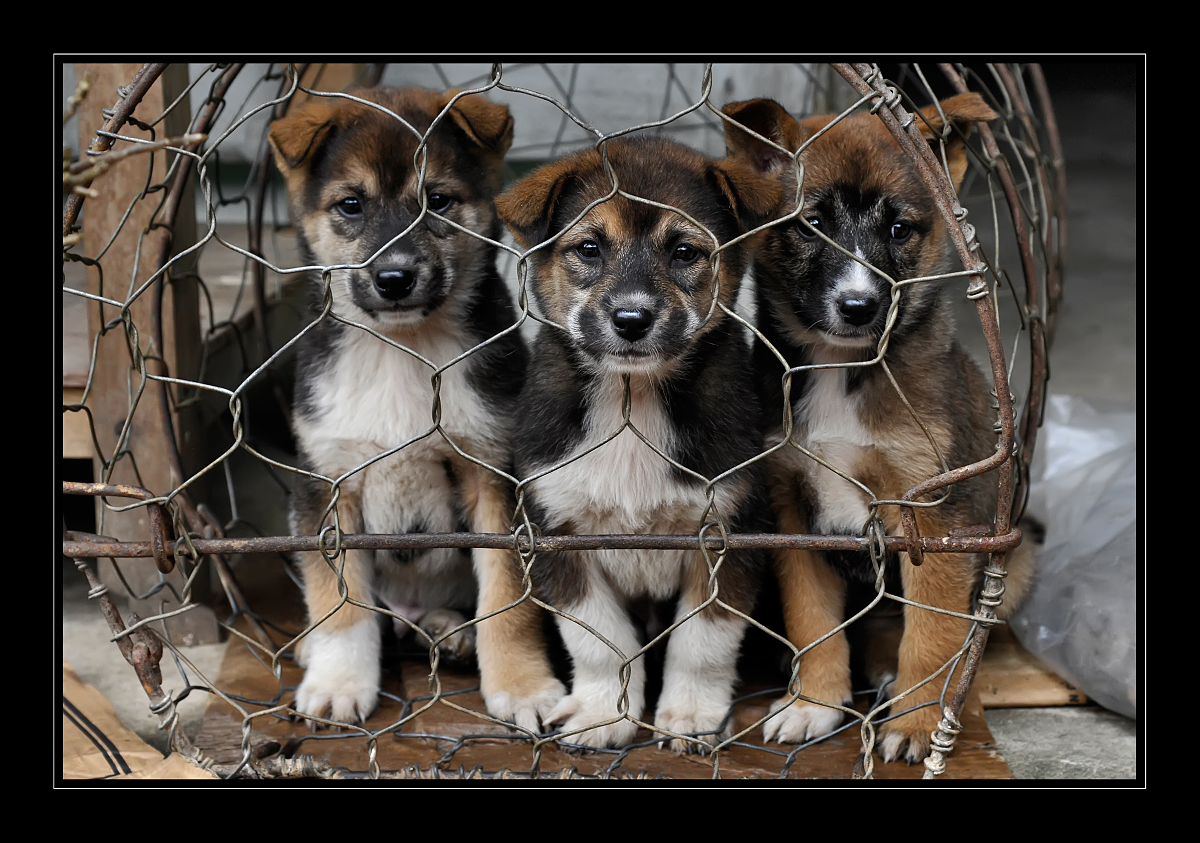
722;94;1035;762
496;137;778;751
270;88;563;730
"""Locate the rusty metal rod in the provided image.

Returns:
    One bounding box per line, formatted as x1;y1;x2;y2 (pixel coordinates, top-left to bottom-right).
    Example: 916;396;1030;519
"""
939;63;1049;524
833;64;1018;568
62;527;1024;559
1027;63;1067;347
63;481;176;572
63;63;170;239
148;64;246;538
833;63;1025;780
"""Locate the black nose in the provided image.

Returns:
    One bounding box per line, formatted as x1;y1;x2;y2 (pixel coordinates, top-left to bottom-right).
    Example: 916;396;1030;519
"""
374;268;417;301
611;308;655;342
837;295;879;327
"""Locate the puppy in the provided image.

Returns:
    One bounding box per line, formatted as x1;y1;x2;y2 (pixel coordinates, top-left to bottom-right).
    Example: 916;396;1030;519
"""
495;137;779;752
269;87;564;730
722;94;1035;762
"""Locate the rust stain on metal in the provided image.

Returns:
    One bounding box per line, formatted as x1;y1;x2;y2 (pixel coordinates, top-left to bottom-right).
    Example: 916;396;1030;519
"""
62;528;1024;560
63;481;176;573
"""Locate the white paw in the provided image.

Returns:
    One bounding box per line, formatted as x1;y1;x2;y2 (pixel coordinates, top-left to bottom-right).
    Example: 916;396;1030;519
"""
547;693;639;749
485;677;568;734
293;622;381;727
653;702;731;754
762;697;845;744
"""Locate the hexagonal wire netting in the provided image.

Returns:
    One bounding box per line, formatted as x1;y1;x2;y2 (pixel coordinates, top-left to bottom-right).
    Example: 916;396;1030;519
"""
61;61;1062;779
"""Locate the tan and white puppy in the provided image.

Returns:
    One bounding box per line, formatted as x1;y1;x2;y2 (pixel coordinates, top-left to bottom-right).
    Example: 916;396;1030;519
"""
722;94;1035;763
270;87;563;730
496;137;779;752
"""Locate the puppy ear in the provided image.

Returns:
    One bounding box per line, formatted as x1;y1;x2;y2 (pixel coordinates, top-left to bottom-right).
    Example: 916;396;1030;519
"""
268;101;337;174
440;90;514;156
496;158;581;249
722;98;808;174
710;157;783;231
916;92;997;191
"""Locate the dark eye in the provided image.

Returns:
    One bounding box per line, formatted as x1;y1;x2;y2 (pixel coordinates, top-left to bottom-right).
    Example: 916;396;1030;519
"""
890;222;914;242
427;192;453;214
798;215;822;239
335;197;363;218
576;240;601;260
672;243;701;264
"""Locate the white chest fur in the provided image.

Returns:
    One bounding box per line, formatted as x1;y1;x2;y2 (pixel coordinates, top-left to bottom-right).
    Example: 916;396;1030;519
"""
295;320;499;476
292;320;506;541
532;375;712;532
790;365;877;535
529;375;714;599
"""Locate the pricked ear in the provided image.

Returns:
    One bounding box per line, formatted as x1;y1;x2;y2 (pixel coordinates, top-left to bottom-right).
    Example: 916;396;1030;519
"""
916;92;998;191
268;101;337;174
722;98;808;174
710;157;784;231
495;157;581;249
440;90;514;155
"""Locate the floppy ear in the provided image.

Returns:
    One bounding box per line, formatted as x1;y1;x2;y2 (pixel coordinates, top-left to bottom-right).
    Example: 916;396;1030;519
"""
722;98;808;174
439;90;514;156
709;157;783;231
268;101;337;176
916;92;997;191
495;157;582;249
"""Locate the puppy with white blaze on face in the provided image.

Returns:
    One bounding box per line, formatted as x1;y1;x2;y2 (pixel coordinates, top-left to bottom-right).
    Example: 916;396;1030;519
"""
270;87;563;733
496;136;780;752
722;93;1037;764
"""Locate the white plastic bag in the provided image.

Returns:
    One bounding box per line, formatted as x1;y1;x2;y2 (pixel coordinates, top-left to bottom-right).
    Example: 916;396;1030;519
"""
1009;394;1137;718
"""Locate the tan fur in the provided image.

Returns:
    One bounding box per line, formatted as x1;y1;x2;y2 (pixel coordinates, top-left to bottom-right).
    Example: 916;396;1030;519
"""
458;461;561;710
771;491;852;708
293;493;375;635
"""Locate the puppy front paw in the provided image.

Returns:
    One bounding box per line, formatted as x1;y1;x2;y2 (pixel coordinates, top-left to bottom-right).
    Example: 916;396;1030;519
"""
484;675;567;734
294;677;379;726
547;693;639;750
292;622;381;727
877;706;940;764
653;703;731;754
762;696;845;744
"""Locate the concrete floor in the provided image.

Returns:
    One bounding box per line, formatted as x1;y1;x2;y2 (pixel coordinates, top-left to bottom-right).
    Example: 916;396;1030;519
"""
60;61;1141;781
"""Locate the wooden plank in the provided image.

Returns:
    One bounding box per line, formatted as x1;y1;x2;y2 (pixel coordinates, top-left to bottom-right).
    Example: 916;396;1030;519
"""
195;591;1013;780
976;626;1089;708
62;387;92;460
72;62;218;643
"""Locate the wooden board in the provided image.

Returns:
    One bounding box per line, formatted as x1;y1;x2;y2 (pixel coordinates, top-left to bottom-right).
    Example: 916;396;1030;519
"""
975;626;1089;708
194;598;1013;780
62;387;92;460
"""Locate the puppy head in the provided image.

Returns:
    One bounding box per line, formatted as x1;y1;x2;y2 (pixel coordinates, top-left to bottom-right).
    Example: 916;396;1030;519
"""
269;88;513;329
723;94;995;350
496;137;778;374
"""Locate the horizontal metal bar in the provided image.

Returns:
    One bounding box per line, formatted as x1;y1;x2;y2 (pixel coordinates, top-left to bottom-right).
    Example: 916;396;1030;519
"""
62;481;156;501
61;528;1022;559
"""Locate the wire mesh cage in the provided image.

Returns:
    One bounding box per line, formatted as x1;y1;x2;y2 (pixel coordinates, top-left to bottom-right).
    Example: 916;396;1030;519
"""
60;61;1064;780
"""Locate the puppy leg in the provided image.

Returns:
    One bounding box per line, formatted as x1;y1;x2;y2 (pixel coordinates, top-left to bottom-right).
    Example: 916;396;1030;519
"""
292;492;382;726
766;546;852;743
653;556;749;754
461;464;565;732
765;497;853;743
545;563;643;750
877;546;975;764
